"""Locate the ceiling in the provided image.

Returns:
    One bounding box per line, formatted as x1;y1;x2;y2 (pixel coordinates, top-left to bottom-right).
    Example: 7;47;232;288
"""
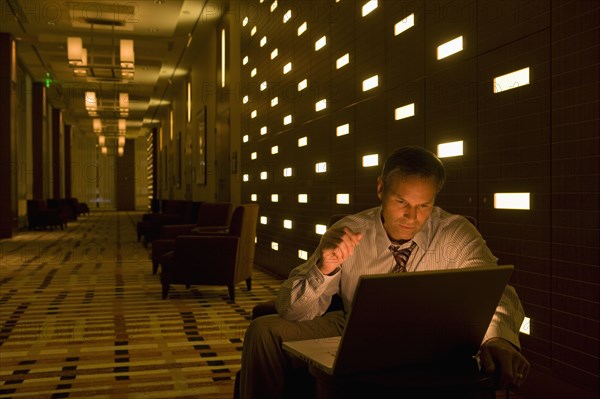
2;0;224;138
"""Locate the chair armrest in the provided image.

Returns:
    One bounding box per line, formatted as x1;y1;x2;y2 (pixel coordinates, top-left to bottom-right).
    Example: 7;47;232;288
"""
190;225;229;234
160;224;197;238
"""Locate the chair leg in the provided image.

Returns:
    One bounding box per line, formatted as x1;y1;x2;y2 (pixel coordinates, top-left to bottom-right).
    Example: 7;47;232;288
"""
228;285;235;302
152;261;159;275
246;277;252;291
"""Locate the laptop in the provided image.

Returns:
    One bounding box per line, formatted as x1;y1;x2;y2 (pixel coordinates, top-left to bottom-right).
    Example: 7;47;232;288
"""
282;265;514;376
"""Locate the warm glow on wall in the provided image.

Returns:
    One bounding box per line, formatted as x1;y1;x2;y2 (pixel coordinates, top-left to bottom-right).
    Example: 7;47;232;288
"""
187;81;192;122
221;29;226;87
169;110;173;140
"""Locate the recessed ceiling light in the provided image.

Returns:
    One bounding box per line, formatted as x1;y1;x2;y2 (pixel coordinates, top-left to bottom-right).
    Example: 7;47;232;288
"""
148;28;158;33
47;21;55;26
154;0;164;4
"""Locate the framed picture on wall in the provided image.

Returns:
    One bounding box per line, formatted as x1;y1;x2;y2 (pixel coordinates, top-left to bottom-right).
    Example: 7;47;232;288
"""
196;106;207;185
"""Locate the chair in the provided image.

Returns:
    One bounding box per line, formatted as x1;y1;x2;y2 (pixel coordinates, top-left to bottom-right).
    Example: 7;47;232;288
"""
137;200;199;246
150;202;233;274
27;200;65;230
160;204;259;301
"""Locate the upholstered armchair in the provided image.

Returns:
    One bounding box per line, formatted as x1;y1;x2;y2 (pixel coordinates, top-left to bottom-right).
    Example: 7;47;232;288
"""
138;200;201;246
160;204;259;301
151;202;233;274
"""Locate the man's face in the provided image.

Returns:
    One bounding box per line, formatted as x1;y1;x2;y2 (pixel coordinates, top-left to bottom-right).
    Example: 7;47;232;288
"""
377;173;437;241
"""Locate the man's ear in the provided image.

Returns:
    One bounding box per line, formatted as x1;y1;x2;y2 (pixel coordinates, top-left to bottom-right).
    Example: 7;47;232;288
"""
376;176;384;200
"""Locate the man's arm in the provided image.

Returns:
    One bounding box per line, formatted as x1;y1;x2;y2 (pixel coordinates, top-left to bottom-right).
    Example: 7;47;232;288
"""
276;227;363;321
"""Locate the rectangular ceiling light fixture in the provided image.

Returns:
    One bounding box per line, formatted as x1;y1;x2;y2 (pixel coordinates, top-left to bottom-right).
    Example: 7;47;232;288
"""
494;193;531;210
437;141;464;158
493;67;530;93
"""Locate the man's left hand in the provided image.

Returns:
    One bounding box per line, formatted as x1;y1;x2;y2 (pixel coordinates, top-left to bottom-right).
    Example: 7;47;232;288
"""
479;338;530;389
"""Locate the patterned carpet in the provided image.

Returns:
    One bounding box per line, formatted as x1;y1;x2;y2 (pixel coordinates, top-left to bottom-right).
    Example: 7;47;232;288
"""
0;211;283;398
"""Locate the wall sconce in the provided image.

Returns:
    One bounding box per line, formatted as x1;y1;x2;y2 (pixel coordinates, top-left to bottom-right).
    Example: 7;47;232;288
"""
118;147;125;157
98;135;106;146
101;146;108;155
118;136;126;147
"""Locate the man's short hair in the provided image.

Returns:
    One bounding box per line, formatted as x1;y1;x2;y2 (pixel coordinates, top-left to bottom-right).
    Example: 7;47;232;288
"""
381;146;446;193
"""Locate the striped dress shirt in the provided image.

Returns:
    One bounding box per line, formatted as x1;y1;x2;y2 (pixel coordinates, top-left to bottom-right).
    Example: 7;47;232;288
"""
276;206;525;349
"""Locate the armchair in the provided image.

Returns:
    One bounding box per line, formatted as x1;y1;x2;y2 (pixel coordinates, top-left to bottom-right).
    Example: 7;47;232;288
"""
160;204;259;301
151;202;233;274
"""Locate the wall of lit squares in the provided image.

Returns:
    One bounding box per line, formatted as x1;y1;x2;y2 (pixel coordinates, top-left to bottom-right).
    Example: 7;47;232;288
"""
238;0;599;392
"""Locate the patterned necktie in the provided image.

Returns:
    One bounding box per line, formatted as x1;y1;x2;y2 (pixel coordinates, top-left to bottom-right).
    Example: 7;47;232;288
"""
389;241;417;273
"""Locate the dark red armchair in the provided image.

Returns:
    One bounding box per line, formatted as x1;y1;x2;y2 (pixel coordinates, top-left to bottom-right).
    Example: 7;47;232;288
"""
160;204;259;302
151;202;233;274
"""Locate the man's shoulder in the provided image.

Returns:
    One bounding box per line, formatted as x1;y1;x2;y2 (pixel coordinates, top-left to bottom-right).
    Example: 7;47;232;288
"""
332;207;379;228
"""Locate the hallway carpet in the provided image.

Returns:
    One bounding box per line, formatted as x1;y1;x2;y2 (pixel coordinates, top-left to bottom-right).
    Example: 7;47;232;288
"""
0;211;282;398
